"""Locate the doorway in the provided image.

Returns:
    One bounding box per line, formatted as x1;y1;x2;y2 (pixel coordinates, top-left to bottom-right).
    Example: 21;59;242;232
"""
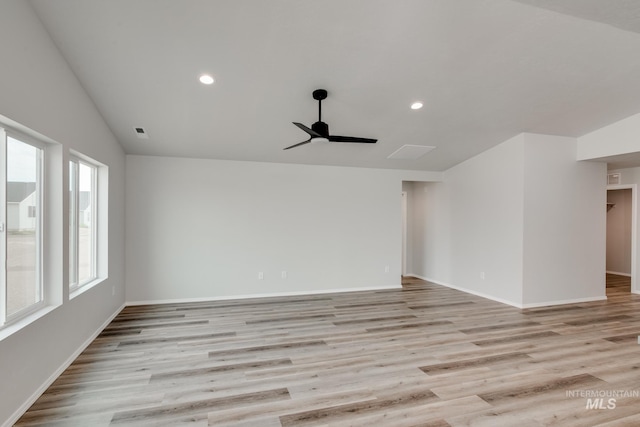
401;191;407;277
606;185;636;294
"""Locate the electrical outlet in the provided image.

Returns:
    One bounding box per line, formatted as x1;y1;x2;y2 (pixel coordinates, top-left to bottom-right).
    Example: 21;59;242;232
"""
258;272;264;280
384;265;390;273
480;272;485;280
281;271;287;279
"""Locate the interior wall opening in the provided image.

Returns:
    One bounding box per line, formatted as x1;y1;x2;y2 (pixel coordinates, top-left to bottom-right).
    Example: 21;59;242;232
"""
401;180;428;286
606;187;634;295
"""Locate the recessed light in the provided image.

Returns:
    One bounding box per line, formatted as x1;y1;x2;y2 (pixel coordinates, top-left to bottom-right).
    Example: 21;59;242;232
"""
411;102;423;110
199;74;214;85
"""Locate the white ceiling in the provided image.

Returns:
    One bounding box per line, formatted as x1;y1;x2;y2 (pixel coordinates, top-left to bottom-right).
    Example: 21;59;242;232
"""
29;0;640;171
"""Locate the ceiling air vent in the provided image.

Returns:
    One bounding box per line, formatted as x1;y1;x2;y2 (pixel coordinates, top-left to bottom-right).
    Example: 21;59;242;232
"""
134;127;149;139
607;173;621;185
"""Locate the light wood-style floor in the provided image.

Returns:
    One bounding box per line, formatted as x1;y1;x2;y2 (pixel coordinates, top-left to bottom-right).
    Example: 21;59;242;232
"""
16;275;640;426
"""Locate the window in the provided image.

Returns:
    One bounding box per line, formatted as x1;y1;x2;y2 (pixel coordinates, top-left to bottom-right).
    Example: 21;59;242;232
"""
1;132;44;322
69;157;97;290
0;119;106;331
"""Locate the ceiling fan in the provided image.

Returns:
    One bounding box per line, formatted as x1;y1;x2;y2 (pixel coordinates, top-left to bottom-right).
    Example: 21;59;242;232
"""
284;89;377;150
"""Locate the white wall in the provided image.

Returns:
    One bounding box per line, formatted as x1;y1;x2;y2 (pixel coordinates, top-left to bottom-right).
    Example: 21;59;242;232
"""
407;133;607;307
443;134;526;305
18;191;37;231
126;155;439;303
522;134;606;306
7;203;19;231
0;2;125;425
606;189;632;275
407;134;526;306
577;112;640;161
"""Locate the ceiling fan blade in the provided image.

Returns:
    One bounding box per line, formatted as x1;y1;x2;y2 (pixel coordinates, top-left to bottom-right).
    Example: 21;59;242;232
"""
283;139;312;150
293;122;322;138
328;135;377;144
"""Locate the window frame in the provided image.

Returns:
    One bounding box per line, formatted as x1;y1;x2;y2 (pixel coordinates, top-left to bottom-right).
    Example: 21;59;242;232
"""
1;129;46;326
68;155;98;292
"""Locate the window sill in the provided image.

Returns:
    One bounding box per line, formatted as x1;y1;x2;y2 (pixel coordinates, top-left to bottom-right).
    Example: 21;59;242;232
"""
70;276;107;300
0;304;58;342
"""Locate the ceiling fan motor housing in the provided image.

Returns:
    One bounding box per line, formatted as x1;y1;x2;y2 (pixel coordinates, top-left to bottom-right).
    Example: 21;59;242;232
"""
311;121;329;136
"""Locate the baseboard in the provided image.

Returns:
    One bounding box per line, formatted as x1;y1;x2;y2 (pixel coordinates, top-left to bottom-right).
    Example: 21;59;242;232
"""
519;295;607;309
404;274;607;309
126;284;402;306
405;274;522;308
4;303;125;427
606;270;631;277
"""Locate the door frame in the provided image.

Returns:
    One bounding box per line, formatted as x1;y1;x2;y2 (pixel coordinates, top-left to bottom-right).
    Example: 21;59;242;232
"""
607;184;637;294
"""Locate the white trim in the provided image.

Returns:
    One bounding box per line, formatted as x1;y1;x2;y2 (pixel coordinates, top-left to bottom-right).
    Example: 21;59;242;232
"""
69;159;78;287
3;135;46;325
404;274;607;309
606;270;632;277
69;277;107;300
4;128;47;150
68;158;99;289
3;303;125;427
520;296;607;309
401;191;408;276
0;127;5;325
126;285;402;306
405;274;522;308
0;114;60;147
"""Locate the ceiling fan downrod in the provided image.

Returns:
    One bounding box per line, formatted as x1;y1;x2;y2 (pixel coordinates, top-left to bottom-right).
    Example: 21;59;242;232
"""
313;89;327;122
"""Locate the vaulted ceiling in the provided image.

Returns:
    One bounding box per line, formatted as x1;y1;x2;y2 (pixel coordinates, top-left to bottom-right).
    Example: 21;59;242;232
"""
29;0;640;171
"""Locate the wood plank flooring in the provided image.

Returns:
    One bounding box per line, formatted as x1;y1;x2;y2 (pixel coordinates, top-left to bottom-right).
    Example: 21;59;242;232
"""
15;275;640;426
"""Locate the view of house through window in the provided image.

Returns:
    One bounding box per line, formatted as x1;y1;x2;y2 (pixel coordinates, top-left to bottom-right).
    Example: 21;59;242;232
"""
6;136;43;317
0;123;106;328
69;158;97;290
